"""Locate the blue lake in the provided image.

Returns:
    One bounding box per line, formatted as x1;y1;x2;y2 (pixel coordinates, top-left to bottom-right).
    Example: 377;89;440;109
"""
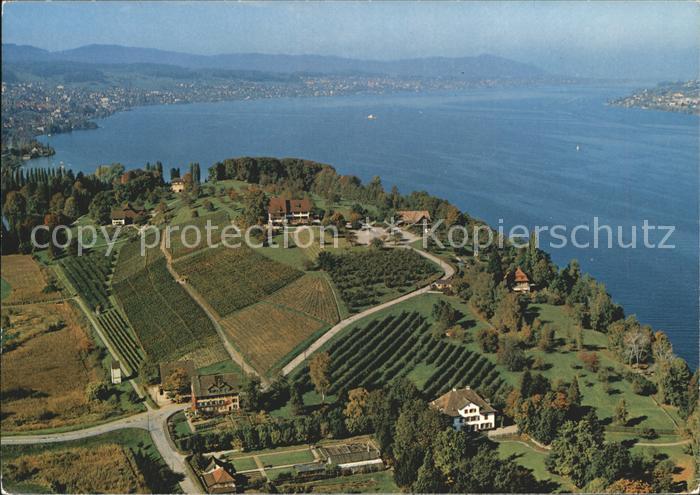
32;85;699;366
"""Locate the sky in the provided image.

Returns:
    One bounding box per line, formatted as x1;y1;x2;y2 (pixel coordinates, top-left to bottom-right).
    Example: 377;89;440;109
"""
2;1;699;79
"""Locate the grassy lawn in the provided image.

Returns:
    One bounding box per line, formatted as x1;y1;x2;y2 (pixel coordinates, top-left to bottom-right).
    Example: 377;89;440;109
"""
495;439;575;492
170;410;193;439
258;448;315;467
231;456;260;472
406;362;439;390
527;304;677;430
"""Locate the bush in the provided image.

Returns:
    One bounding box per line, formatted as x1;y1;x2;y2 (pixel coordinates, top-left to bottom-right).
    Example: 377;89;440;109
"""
578;351;600;372
630;374;657;396
640;427;658;439
476;328;499;353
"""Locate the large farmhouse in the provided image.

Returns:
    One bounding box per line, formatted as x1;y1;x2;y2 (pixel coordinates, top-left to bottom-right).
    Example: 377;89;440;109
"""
396;210;431;232
267;197;312;226
431;387;497;432
110;204;145;226
191;373;241;415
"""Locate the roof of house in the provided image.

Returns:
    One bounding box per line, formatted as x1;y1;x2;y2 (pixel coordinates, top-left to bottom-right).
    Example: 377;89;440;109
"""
514;267;530;283
268;197;312;215
171;178;184;184
317;443;381;465
431;387;496;416
397;210;431;224
159;360;195;386
201;466;236;491
111;203;144;220
204;457;232;474
111;361;121;370
192;373;241;398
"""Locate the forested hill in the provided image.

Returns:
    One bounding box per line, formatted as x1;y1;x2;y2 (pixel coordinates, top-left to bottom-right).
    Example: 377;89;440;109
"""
2;43;549;80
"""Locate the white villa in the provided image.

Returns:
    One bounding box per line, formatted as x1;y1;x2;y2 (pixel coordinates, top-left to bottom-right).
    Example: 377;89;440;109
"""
430;387;497;432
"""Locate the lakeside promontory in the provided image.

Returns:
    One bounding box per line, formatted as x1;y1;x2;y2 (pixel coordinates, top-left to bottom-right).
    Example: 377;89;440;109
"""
609;80;699;114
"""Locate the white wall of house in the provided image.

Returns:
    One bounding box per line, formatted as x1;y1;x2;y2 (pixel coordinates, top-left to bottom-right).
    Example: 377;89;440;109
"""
452;402;496;432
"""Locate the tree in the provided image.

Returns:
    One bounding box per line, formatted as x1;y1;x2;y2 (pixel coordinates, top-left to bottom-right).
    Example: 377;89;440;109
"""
86;381;111;402
345;229;357;246
163;368;190;395
491;293;525;333
568;375;582;406
88;191;115;225
606;479;653;494
369;237;383;249
537;324;556;352
243;374;262;411
344;387;371;435
241;188;268;226
622;324;652;366
589;283;616;331
497;336;527;371
652;459;675;493
613;398;628;426
659;357;692;408
412;451;446;493
432;300;457;333
476;327;499;353
63;196;79;220
546;417;603;487
578;351;600;372
389;229;403;246
289;383;304;416
309;352;331;402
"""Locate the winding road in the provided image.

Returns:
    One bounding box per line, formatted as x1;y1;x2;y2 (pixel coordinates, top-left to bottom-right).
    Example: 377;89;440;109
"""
1;226;451;494
1;404;199;493
282;228;454;376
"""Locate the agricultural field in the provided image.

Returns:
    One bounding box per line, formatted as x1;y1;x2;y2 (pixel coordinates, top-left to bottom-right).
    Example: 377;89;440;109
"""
59;248;115;310
166;210;231;259
1;254;62;304
220;302;327;375
113;240;228;366
265;273;340;324
173;244;303;317
1;301;137;432
293;308;509;402
97;309;146;372
0;429;178;494
318;248;439;312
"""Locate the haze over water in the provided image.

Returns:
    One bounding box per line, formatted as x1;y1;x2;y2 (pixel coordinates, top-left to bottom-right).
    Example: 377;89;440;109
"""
32;85;699;366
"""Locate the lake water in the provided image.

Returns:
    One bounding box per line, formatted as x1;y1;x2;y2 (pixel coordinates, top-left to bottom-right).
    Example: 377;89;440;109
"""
32;85;699;366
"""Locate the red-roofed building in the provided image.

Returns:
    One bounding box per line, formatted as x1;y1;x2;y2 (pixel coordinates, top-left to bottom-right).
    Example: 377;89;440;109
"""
268;197;312;225
200;457;236;494
512;267;532;293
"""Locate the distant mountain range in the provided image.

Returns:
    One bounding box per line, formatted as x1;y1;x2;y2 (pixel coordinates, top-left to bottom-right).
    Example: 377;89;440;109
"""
2;43;549;80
